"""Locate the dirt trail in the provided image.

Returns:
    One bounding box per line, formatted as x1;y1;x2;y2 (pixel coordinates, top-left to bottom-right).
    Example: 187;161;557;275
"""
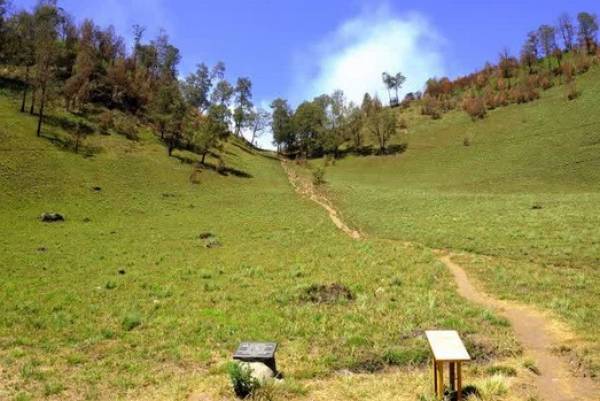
281;160;361;239
281;160;599;401
439;255;598;401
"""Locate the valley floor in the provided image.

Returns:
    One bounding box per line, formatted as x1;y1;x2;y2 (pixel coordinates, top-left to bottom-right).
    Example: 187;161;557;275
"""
1;66;600;400
0;91;516;400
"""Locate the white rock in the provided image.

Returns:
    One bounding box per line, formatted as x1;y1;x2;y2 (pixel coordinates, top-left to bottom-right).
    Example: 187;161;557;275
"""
238;361;275;383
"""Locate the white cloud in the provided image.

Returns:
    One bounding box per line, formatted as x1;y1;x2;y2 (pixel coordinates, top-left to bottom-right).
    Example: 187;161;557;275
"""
290;4;446;105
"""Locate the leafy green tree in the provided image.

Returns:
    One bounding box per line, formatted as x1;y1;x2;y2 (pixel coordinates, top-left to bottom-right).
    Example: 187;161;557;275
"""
64;19;96;111
153;30;180;80
293;100;326;157
33;0;60;137
164;94;188;157
4;11;36;112
361;93;376;117
150;81;185;156
577;12;599;54
365;98;397;154
72;120;94;153
182;63;213;112
270;98;294;152
319;90;348;157
0;0;9;62
192;104;230;164
345;102;364;150
233;77;253;136
211;79;234;107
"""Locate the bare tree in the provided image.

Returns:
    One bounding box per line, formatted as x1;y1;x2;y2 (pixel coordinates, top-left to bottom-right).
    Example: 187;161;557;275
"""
538;24;558;69
248;107;271;147
577;12;599;54
558;13;576;51
521;31;539;74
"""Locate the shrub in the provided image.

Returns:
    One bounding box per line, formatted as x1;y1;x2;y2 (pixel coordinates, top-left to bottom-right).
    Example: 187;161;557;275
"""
574;53;592;74
566;81;580;101
421;96;442;119
97;111;113;135
462;95;487;121
536;71;554;90
122;312;142;331
312;168;325;186
301;283;354;304
113;114;139;141
477;375;509;398
510;83;539;104
228;362;260;399
562;62;576;83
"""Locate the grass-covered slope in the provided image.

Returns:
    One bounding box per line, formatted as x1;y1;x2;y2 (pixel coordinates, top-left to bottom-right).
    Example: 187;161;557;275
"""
321;66;600;375
0;87;519;400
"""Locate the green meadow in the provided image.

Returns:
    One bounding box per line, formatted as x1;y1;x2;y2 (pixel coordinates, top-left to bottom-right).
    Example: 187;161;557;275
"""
0;85;519;400
321;66;600;376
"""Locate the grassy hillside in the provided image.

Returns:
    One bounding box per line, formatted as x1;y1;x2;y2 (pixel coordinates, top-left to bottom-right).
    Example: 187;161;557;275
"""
0;85;522;400
319;66;600;375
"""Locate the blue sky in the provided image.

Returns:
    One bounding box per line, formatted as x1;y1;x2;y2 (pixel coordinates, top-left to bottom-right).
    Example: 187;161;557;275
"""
12;0;600;146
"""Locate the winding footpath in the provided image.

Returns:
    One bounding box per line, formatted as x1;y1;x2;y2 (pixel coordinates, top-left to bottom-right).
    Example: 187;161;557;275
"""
281;160;599;401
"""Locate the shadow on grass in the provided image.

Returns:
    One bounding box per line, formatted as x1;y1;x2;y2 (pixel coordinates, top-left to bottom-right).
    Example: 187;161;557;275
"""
231;141;255;155
172;153;253;178
202;162;253;178
345;143;408;157
0;77;26;92
40;131;101;157
172;154;196;165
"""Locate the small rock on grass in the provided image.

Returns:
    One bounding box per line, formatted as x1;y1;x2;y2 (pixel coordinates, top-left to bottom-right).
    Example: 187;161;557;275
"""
40;213;65;222
199;232;222;248
237;362;275;384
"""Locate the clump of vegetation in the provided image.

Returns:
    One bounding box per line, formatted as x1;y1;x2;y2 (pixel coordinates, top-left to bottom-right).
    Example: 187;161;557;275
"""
463;95;487;121
349;356;385;373
228;362;260;399
122;312;142;331
312;167;325;186
72;120;95;153
113;113;139;141
477;374;509;398
486;365;517;376
421;95;442;119
97;110;113;135
566;80;580;100
382;347;429;367
199;232;222;248
523;359;541;375
300;283;354;304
